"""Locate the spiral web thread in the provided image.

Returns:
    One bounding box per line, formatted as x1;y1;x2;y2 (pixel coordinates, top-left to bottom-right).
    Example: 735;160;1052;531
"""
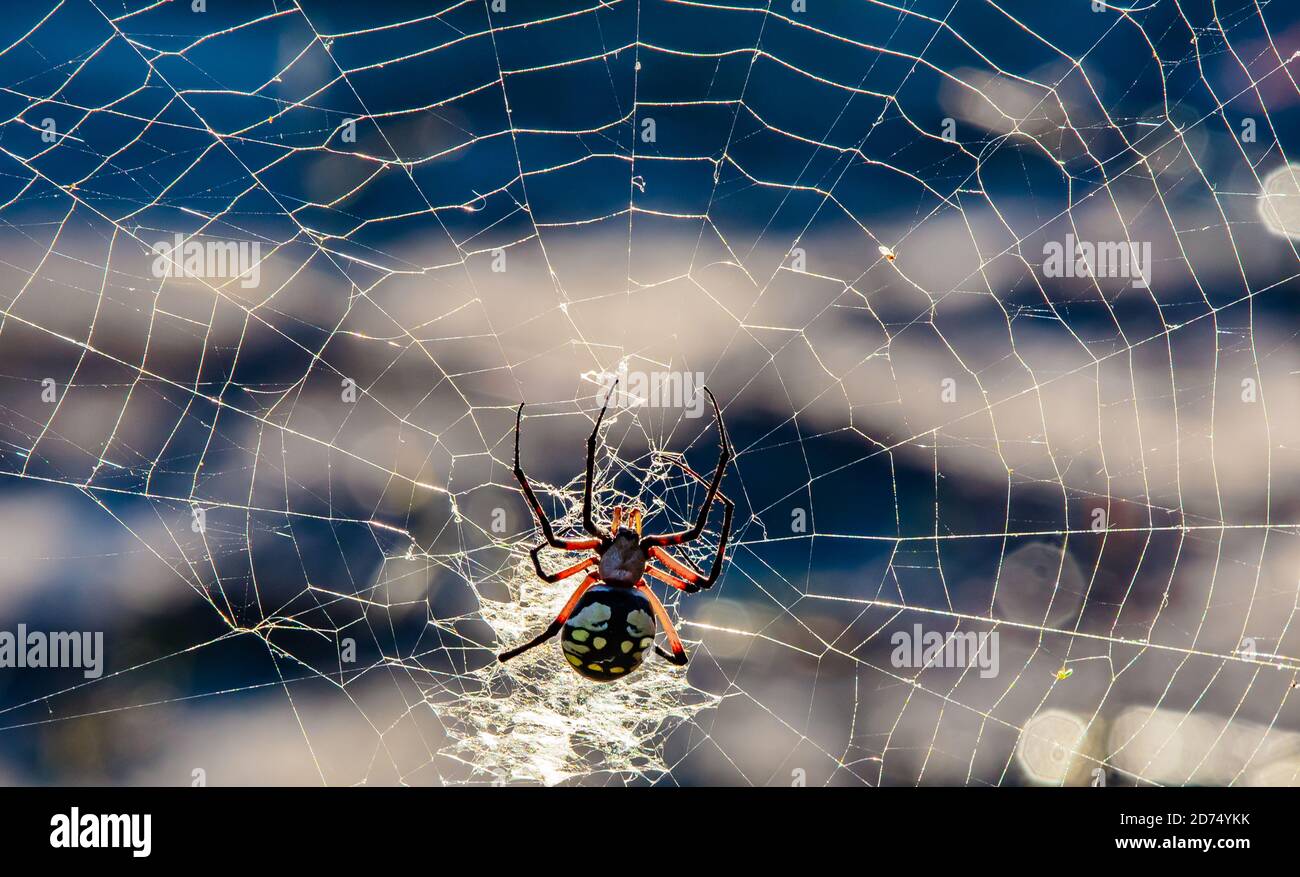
0;0;1298;785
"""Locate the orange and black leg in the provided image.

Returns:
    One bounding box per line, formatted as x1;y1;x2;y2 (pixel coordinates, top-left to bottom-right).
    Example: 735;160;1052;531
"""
648;455;734;591
641;387;732;550
498;573;599;662
635;581;689;666
647;493;732;590
529;548;596;584
513;403;604;553
645;565;697;593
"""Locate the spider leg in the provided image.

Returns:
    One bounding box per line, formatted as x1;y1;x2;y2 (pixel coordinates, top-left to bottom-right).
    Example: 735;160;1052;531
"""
529;548;597;584
582;382;617;539
498;573;599;663
642;387;731;549
513;403;604;552
645;564;699;593
649;544;721;592
635;581;689;666
646;456;734;591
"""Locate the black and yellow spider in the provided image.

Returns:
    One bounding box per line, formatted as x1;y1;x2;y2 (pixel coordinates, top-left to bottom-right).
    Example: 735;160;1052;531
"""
497;385;733;681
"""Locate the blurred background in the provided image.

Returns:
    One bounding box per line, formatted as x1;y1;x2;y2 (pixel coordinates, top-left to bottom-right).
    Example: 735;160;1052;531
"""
0;0;1297;786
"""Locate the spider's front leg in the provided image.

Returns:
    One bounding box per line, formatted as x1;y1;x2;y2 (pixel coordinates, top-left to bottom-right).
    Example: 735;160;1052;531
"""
643;448;736;592
581;382;617;540
648;463;734;591
513;403;603;553
641;387;732;550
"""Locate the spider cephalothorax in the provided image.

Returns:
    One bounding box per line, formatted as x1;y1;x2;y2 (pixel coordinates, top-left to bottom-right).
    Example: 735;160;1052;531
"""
497;383;733;682
598;527;647;585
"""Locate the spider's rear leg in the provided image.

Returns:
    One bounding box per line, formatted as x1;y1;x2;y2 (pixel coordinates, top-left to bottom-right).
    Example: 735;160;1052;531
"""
498;573;599;663
635;581;689;666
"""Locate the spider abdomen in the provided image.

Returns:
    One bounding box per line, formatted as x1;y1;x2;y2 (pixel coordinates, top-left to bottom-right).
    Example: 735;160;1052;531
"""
560;585;656;682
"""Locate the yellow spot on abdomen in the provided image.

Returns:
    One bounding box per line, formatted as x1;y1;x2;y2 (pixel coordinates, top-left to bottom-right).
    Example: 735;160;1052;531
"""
609;666;625;674
586;663;603;673
593;637;606;650
571;629;589;642
621;640;633;654
567;655;582;667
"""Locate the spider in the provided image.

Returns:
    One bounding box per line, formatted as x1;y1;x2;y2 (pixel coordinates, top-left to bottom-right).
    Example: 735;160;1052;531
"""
497;384;733;682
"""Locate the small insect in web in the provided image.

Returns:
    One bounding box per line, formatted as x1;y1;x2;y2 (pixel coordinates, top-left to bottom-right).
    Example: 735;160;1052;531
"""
498;383;734;682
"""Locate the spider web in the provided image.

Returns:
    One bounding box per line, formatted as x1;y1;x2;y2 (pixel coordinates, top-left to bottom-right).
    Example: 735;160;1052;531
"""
0;0;1298;787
